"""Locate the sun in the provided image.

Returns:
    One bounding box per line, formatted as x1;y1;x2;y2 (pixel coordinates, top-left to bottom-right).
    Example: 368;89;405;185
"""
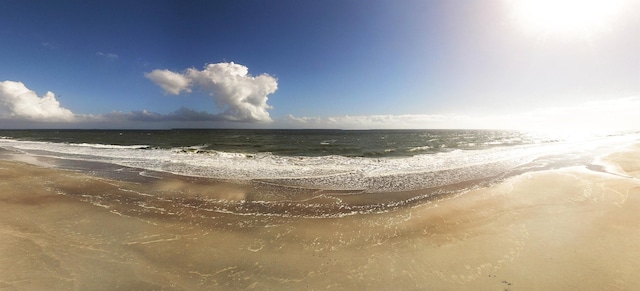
507;0;626;39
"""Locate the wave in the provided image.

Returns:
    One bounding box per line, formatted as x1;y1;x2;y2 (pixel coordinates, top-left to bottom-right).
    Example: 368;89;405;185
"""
320;140;336;145
408;145;431;152
1;133;636;193
71;143;152;150
0;137;537;192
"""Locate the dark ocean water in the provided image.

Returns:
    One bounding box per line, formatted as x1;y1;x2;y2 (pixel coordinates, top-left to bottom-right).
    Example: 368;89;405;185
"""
0;129;541;157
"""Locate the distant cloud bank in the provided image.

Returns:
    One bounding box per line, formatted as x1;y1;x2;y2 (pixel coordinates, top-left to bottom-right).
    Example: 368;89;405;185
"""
277;97;640;133
145;62;278;122
104;107;227;122
278;114;467;129
1;79;638;133
0;80;74;121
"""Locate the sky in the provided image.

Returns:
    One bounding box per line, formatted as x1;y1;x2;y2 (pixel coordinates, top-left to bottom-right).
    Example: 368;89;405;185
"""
0;0;638;131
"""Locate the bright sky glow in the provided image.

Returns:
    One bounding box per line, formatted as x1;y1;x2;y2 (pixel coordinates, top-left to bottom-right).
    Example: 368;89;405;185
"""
509;0;627;38
0;0;638;131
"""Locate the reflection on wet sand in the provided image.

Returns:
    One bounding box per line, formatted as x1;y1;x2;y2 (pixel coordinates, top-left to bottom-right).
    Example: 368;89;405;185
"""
1;143;639;289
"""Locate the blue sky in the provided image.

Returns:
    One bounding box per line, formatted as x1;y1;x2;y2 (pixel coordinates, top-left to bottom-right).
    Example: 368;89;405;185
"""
0;0;638;130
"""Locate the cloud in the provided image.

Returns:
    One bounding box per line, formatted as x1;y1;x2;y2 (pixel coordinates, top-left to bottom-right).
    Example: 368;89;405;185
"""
103;107;225;122
144;69;191;95
277;113;469;129
0;80;74;121
276;97;640;133
145;62;277;122
96;52;119;59
41;42;59;50
2;77;636;133
498;96;640;132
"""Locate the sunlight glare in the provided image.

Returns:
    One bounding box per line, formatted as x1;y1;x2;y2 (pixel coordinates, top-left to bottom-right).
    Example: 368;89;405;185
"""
508;0;626;39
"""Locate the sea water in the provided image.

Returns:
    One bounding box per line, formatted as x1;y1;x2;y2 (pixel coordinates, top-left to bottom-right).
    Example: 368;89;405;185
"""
0;129;636;210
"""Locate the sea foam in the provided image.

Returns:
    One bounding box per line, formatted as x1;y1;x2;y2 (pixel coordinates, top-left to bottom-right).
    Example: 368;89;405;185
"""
1;133;636;193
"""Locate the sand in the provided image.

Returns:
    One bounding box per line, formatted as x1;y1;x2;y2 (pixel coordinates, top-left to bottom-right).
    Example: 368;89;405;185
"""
0;143;639;290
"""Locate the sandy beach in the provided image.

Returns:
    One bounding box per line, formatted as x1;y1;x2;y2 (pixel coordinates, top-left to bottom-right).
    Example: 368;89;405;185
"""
1;142;639;290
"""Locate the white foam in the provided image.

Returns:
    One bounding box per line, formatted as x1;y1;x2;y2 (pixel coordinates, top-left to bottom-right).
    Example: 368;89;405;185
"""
408;145;431;152
1;133;637;192
71;143;151;150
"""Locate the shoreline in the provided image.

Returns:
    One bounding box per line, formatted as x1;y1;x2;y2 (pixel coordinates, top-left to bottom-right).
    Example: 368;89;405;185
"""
1;141;639;289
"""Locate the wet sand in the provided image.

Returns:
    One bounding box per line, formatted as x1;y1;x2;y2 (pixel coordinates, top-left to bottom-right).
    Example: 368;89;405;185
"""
1;143;639;290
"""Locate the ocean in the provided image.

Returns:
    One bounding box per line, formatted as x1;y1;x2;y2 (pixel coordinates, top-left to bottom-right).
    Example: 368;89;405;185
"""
0;129;630;182
0;129;546;187
0;129;541;157
0;129;632;214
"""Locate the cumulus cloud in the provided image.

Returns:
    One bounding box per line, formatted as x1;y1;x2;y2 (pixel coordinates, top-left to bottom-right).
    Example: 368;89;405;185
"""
145;69;191;95
0;80;74;121
145;62;277;122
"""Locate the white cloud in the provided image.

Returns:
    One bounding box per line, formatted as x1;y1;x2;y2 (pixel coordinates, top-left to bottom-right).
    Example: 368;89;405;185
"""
276;97;640;133
277;113;469;129
96;52;119;59
145;62;277;123
144;69;191;95
0;80;74;121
